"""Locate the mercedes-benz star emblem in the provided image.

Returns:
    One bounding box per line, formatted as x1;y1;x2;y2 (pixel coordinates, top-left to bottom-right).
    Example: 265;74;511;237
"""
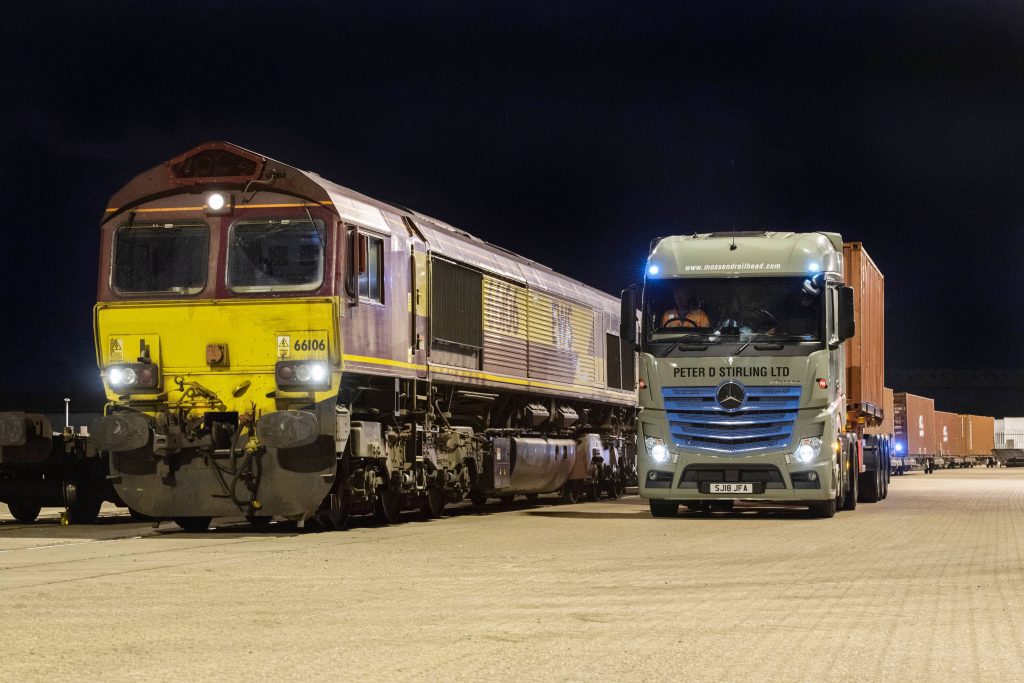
716;381;746;410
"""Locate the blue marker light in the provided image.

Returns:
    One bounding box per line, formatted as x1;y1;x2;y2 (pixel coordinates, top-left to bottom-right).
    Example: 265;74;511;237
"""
895;443;904;453
647;264;660;276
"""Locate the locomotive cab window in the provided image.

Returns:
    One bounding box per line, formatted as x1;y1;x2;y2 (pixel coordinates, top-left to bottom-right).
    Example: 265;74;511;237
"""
228;218;325;293
357;233;384;303
112;221;209;295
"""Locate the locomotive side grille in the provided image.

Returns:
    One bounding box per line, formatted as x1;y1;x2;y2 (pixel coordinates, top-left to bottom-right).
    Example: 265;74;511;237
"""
662;385;801;453
171;149;258;179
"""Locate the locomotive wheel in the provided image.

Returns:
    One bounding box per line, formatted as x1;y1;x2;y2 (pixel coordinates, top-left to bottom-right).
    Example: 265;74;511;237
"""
585;481;599;502
373;487;402;524
560;481;580;504
525;493;539;502
470;491;488;507
320;490;353;530
174;517;212;532
129;508;152;522
604;476;618;500
64;480;102;524
420;486;446;519
7;501;41;523
499;495;515;504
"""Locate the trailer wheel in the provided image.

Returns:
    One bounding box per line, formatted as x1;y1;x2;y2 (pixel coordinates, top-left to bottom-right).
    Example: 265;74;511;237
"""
7;501;41;523
174;516;211;532
858;469;882;503
649;500;679;517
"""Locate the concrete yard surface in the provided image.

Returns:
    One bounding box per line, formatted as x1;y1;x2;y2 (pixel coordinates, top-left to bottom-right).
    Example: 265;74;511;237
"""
2;469;1023;681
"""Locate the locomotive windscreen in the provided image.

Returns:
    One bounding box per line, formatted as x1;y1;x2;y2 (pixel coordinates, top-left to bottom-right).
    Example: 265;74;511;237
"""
227;219;325;292
112;222;209;295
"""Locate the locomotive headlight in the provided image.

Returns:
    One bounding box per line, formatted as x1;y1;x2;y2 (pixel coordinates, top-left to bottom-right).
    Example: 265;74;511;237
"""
275;361;331;391
310;362;327;382
106;363;160;391
788;437;822;464
204;192;234;216
645;436;670;463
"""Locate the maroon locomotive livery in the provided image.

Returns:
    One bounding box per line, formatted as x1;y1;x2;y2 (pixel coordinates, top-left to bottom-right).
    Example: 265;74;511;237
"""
89;142;636;529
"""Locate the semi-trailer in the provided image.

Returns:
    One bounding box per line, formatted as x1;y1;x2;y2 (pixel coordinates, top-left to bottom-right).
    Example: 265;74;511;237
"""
893;392;936;473
961;414;995;467
935;410;964;468
869;387;908;475
625;233;890;518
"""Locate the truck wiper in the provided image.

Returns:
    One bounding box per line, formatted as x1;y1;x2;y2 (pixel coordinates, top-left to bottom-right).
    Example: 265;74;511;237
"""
734;334;810;355
735;333;778;355
660;334;713;356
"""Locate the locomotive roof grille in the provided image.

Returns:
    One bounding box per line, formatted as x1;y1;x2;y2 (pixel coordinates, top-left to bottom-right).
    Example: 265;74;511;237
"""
171;149;258;179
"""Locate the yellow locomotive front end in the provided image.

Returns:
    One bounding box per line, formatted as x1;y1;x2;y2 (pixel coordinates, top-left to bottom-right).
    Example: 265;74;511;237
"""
91;143;347;528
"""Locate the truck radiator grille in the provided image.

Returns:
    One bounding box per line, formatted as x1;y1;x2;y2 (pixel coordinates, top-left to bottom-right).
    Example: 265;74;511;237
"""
662;385;801;453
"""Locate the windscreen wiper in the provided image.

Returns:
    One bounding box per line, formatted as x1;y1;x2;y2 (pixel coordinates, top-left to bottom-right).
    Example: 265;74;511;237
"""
735;334;809;355
659;334;713;356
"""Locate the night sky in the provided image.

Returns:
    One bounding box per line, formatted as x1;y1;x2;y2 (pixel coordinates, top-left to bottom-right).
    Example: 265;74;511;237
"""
2;1;1022;415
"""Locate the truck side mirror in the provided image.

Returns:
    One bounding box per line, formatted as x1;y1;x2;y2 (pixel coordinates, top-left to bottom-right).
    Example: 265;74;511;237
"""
620;287;637;344
839;285;856;342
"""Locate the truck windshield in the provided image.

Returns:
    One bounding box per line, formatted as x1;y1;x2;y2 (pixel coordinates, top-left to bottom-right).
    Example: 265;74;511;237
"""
644;276;823;342
228;219;325;292
112;222;209;295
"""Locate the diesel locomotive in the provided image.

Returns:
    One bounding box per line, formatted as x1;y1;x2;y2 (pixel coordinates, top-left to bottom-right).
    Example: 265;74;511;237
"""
91;142;636;530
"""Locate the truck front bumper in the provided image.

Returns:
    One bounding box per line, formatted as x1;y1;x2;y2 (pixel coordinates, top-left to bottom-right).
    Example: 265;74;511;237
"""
639;455;836;504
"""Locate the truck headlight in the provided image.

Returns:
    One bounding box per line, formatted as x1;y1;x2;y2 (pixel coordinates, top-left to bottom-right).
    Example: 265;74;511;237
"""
645;436;670;463
788;436;822;464
276;361;331;391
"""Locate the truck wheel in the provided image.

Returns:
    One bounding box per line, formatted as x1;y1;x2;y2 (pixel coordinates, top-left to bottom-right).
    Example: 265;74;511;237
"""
649;500;679;517
841;451;858;511
7;501;41;523
808;499;836;518
174;517;212;532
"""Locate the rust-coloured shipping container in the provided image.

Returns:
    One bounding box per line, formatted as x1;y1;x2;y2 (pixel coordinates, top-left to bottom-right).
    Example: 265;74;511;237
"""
934;411;963;457
843;243;885;423
865;387;894;437
961;414;995;456
894;392;935;456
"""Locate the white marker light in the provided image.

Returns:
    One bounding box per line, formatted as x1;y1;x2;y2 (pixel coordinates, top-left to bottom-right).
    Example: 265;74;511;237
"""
310;362;327;382
109;367;123;385
648;264;660;276
207;193;226;211
808;262;820;273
